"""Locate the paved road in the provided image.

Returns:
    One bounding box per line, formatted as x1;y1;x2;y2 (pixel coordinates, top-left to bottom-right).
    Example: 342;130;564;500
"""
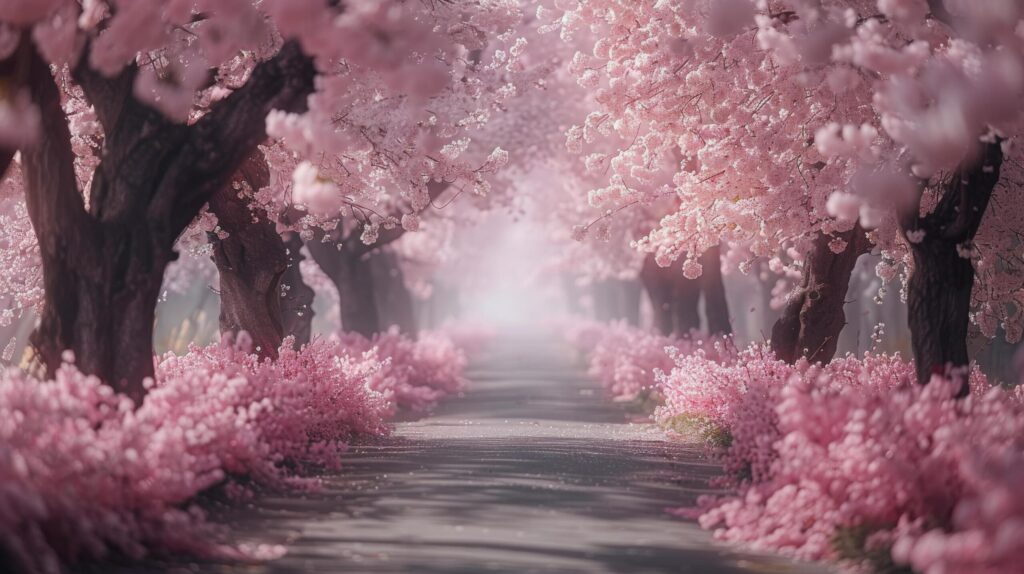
124;335;831;574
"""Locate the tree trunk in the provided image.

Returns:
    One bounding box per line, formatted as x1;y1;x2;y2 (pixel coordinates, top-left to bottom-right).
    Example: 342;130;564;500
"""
208;154;287;359
17;37;314;401
280;232;316;346
371;250;418;336
300;180;449;338
670;268;702;335
699;245;732;336
306;239;380;337
770;226;870;364
903;142;1003;392
640;255;675;335
29;230;168;405
336;254;380;337
21;40;167;403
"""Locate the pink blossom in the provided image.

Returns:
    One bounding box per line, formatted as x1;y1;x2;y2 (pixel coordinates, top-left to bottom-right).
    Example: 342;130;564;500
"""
335;328;468;414
0;333;398;573
656;343;1024;572
291;162;344;216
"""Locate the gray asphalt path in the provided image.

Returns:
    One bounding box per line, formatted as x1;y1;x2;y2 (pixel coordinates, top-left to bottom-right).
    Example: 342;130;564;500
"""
115;334;832;574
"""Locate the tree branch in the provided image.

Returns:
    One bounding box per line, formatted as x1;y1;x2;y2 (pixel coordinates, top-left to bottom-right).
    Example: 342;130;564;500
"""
149;40;316;240
20;38;95;260
348;180;451;257
938;142;1002;241
72;49;138;134
904;142;1003;244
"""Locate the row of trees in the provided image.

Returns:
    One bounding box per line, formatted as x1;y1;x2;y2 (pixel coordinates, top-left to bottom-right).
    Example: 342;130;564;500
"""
548;0;1024;391
0;0;548;402
2;0;1024;402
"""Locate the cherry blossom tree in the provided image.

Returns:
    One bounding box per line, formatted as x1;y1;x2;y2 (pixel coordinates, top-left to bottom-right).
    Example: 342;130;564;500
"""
544;0;1024;385
224;4;543;341
751;0;1024;388
477;21;733;334
0;0;531;399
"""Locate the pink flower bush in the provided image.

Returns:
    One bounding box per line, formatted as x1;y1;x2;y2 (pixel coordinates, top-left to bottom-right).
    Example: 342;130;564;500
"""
157;334;391;479
335;328;468;414
570;321;731;404
657;347;1024;573
585;322;680;402
656;346;783;485
0;333;391;574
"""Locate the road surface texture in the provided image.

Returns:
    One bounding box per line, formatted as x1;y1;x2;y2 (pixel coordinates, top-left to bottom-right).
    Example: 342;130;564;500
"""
113;334;832;574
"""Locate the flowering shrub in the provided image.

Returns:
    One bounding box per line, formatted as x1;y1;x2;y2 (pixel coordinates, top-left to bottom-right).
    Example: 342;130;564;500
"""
568;320;730;404
584;322;680;402
658;347;1024;574
335;327;468;414
0;333;391;574
656;346;783;485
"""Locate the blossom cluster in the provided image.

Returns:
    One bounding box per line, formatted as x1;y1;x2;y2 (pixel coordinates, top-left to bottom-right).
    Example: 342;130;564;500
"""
583;322;684;402
542;0;1024;343
336;328;469;415
0;327;473;574
566;320;728;403
655;345;1024;574
0;0;544;326
0;334;384;573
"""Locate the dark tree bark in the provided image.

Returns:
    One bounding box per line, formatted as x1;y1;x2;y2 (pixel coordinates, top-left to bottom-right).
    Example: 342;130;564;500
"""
901;142;1003;391
304;181;450;338
699;245;732;335
280;232;316;345
371;250;418;336
671;271;702;334
770;226;871;364
20;39;315;401
209;153;288;359
640;254;702;335
306;238;381;337
640;254;675;335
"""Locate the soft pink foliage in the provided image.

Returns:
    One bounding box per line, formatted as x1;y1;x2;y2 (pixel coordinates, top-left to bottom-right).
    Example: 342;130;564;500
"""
656;346;1024;572
544;0;1024;342
656;346;783;485
0;1;545;315
0;333;391;574
584;322;681;402
568;320;729;403
335;328;468;414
